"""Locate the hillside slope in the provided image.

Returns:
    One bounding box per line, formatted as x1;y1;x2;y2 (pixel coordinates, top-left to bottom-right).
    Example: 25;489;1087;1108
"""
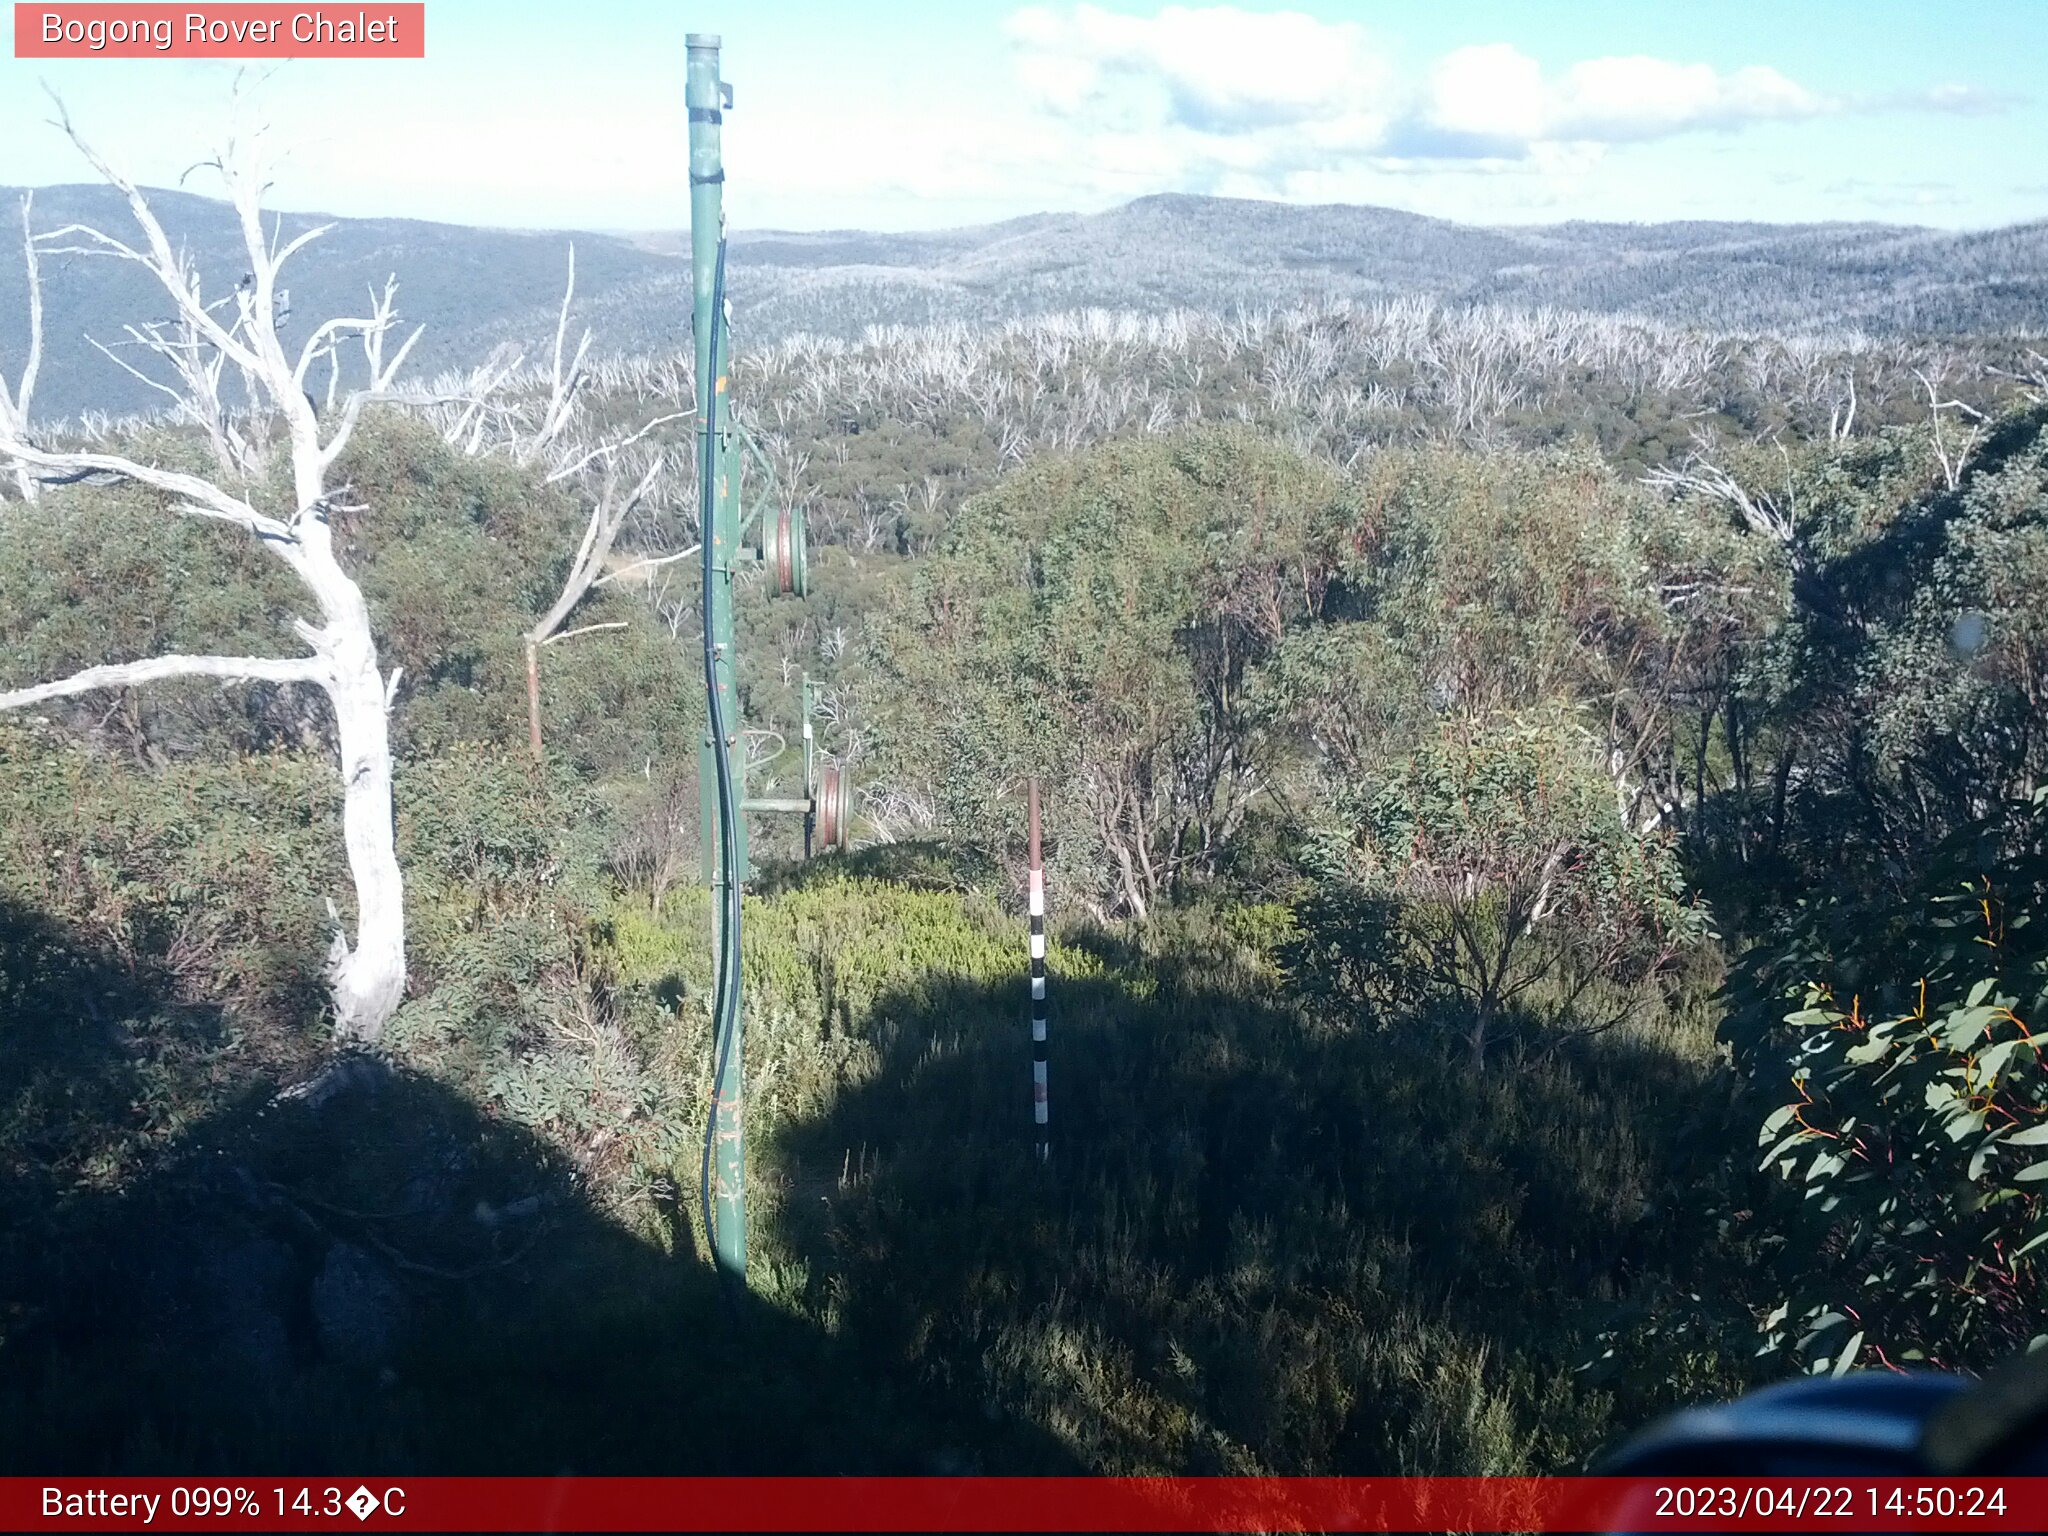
2;187;2044;420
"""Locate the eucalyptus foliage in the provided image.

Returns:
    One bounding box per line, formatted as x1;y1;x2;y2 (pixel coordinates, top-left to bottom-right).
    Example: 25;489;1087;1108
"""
1319;706;1701;1065
865;427;1354;917
1728;789;2048;1373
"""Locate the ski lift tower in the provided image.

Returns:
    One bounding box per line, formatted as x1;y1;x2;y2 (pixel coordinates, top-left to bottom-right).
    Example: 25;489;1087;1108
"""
687;33;851;1283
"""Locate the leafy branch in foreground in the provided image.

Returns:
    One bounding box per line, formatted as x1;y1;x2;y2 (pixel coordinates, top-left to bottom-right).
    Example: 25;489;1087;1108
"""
1732;789;2048;1374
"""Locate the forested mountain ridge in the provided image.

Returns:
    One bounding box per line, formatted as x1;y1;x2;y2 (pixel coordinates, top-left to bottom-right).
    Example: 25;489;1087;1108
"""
0;183;681;422
727;194;2048;340
4;183;2046;420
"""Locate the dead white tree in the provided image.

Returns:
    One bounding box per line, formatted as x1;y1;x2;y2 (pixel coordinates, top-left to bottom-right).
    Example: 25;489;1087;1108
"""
1915;364;1988;492
0;192;41;501
1644;433;1799;558
521;246;592;467
1827;368;1857;445
1990;349;2048;403
522;444;675;760
398;246;596;467
860;781;938;844
0;107;420;1044
508;251;691;761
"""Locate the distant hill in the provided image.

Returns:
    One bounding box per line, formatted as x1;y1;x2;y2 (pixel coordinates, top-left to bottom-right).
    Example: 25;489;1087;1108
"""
0;184;679;423
2;186;2044;422
720;195;2048;342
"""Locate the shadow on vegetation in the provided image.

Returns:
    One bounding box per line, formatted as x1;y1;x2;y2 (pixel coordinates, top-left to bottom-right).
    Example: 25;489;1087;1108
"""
0;896;1075;1475
1684;401;2048;939
1;880;1753;1476
763;928;1752;1475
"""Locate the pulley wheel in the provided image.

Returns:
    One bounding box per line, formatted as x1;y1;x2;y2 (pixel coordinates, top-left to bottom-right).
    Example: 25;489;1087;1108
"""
813;763;851;854
768;505;809;597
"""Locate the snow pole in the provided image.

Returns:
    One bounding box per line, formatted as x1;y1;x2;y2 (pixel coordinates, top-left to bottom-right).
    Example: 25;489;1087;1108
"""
1029;778;1049;1162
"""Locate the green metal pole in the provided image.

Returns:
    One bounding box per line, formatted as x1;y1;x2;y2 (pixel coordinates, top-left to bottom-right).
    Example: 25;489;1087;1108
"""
688;31;746;1280
741;797;813;815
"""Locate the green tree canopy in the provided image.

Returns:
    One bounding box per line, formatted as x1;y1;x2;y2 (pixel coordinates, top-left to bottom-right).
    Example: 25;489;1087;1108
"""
865;427;1356;916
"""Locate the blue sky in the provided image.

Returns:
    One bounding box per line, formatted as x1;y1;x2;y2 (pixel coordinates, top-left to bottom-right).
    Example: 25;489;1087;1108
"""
0;1;2040;232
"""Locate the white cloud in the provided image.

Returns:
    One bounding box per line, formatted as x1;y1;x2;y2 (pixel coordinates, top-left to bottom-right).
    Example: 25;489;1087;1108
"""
1409;43;1549;151
1560;56;1823;138
998;7;1979;195
1005;4;1393;134
704;6;2024;231
1385;46;1829;157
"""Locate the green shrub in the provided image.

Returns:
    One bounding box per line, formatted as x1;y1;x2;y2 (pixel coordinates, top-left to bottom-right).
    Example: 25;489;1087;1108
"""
1728;789;2048;1373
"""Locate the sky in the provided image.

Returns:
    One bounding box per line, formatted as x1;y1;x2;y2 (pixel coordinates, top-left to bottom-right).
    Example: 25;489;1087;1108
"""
0;1;2042;234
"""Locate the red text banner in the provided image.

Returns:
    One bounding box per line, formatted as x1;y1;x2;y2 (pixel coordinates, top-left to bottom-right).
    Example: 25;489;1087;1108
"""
5;1476;2048;1532
14;5;425;58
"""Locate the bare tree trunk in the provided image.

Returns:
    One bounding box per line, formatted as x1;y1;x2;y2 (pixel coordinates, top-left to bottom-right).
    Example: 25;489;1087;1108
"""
0;192;41;502
1112;839;1150;921
519;439;673;763
1092;773;1151;920
1768;743;1797;859
327;615;407;1040
437;248;687;765
1695;701;1712;812
0;105;425;1044
525;639;544;762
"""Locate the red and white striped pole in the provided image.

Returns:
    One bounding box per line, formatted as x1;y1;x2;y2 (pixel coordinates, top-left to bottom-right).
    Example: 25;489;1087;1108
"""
1028;778;1049;1163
